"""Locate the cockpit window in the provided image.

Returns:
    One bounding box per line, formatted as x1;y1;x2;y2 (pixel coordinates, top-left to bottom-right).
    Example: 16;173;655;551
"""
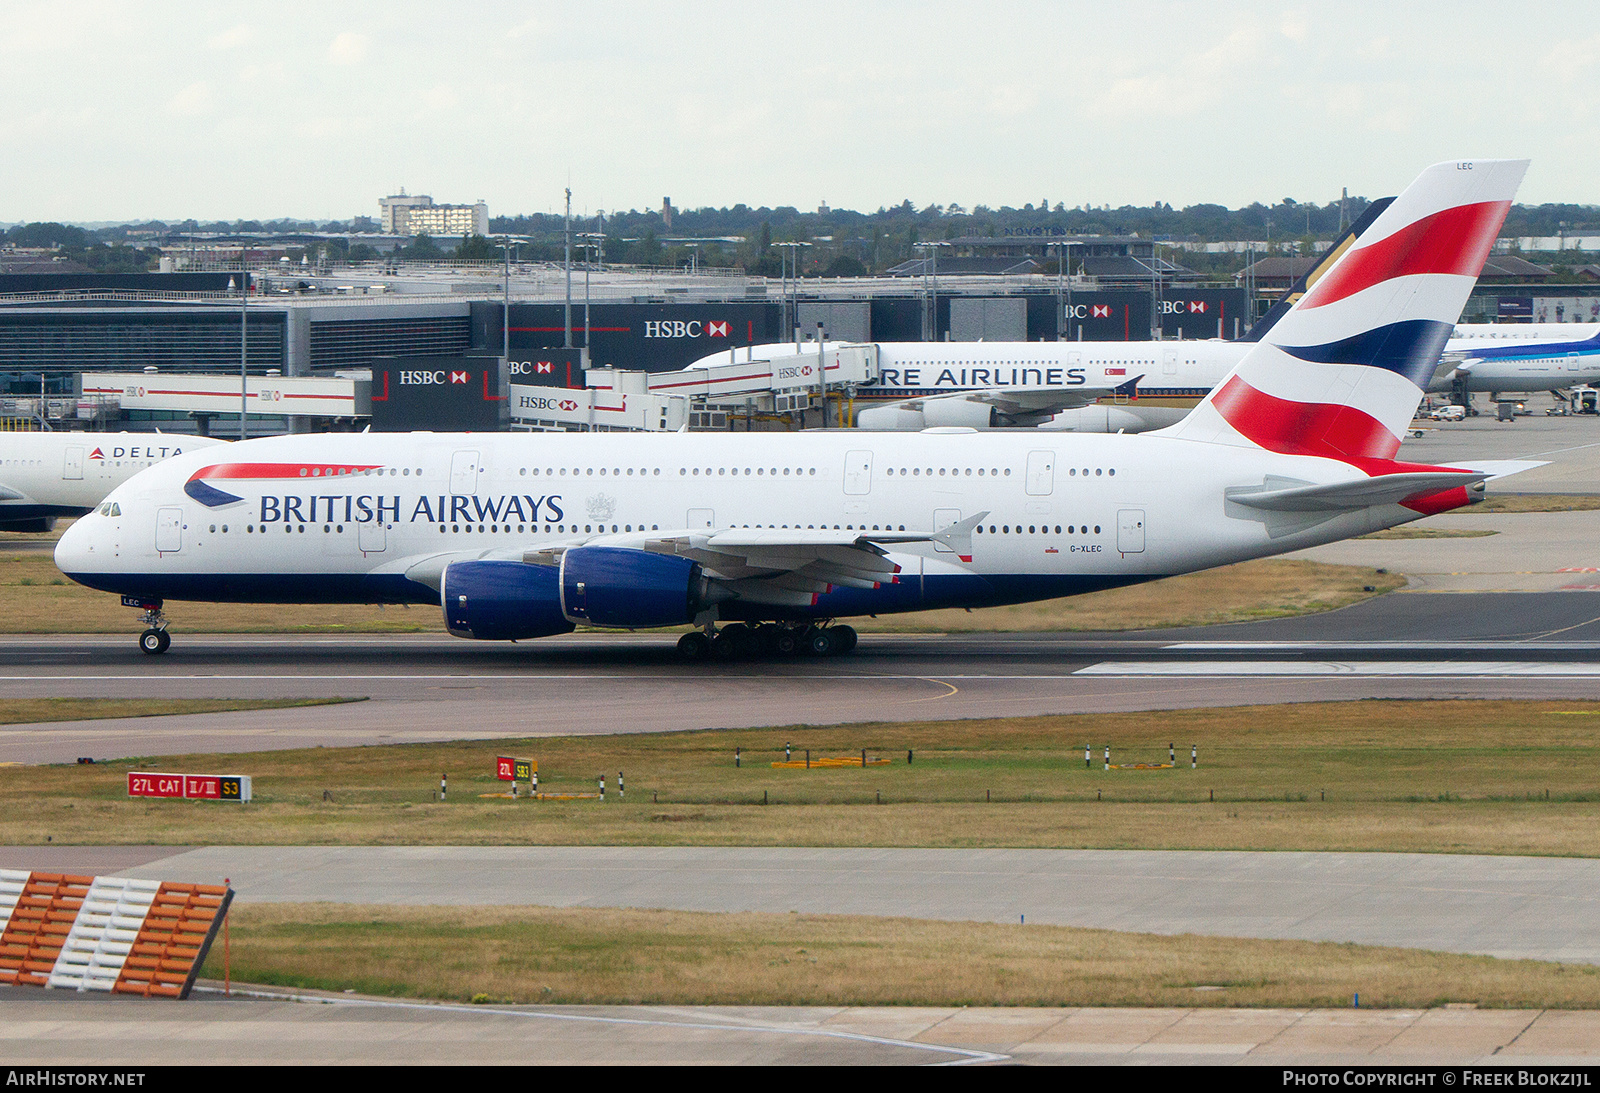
99;502;121;517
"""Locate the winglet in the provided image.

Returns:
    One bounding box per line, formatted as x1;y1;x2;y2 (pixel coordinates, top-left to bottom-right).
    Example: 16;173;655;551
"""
932;510;988;563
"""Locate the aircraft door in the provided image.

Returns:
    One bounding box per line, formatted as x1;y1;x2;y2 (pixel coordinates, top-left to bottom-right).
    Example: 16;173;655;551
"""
687;508;714;529
844;450;873;495
1025;451;1055;496
63;447;84;480
450;450;481;495
359;518;387;553
1163;349;1178;376
1117;509;1146;554
1569;352;1581;373
932;508;961;553
155;507;183;553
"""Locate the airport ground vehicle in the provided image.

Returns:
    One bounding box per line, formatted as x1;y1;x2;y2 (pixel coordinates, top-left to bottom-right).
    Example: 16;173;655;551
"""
1431;405;1466;421
53;160;1535;658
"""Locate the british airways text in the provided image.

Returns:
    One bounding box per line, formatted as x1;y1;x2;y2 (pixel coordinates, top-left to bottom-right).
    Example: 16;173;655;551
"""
257;494;565;524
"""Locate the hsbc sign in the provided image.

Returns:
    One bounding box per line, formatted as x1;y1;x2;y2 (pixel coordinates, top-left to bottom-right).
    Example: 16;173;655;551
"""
1060;289;1245;341
643;319;731;338
371;356;508;433
1064;303;1117;320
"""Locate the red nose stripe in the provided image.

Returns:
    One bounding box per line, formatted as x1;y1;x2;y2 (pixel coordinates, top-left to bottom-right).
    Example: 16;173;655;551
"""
1300;200;1511;310
191;462;383;482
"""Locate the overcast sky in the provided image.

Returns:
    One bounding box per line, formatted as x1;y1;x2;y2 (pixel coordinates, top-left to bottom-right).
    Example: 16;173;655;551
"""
2;1;1593;223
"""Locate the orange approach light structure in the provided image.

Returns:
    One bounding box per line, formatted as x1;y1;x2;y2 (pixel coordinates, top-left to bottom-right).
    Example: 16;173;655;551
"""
0;869;233;998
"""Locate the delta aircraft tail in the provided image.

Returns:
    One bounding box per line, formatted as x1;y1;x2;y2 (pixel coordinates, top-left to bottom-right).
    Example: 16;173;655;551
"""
1164;159;1527;469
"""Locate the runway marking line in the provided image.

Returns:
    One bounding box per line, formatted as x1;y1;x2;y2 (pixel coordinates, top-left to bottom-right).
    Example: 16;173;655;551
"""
898;677;961;705
187;987;1008;1066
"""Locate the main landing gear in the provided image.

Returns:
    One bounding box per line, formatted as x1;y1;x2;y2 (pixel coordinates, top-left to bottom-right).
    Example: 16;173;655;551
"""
125;597;171;655
676;622;858;663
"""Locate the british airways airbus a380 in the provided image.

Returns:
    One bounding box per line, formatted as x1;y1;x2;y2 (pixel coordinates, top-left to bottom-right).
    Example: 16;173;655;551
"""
56;160;1535;659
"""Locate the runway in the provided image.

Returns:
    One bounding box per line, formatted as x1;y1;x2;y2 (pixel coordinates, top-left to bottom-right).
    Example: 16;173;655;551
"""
4;589;1600;763
78;844;1600;965
10;994;1599;1065
8;843;1600;1065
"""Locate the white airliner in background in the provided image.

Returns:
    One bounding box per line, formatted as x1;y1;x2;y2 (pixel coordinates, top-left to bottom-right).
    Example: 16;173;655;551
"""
686;197;1600;430
56;159;1535;659
1455;323;1600;340
0;432;225;532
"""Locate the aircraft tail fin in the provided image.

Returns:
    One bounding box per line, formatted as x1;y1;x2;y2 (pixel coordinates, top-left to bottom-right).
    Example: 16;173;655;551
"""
1161;159;1527;465
1239;196;1395;342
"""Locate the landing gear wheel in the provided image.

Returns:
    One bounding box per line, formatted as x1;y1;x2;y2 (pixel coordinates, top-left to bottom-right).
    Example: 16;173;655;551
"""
827;624;858;655
774;629;801;656
676;632;711;662
805;627;835;657
713;624;756;661
139;629;170;655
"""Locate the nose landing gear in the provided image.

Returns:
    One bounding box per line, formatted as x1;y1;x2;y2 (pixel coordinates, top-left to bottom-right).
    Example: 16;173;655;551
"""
123;596;171;655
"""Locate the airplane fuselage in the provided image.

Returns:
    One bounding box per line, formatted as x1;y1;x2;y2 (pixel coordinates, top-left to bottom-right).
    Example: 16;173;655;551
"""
57;429;1439;622
0;432;226;531
698;333;1600;409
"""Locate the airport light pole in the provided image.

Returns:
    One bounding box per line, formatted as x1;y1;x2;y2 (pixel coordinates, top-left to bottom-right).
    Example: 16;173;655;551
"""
912;242;946;341
1150;238;1161;340
774;242;811;342
236;272;248;440
1056;239;1078;340
913;243;932;340
578;232;605;352
563;188;573;349
502;235;511;366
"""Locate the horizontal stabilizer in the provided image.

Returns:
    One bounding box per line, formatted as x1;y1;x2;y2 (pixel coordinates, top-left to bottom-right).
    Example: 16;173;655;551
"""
1227;472;1489;512
1443;459;1547;480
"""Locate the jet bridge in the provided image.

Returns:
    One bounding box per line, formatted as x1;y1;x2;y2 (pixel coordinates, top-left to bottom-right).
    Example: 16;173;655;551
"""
508;345;880;432
648;343;879;408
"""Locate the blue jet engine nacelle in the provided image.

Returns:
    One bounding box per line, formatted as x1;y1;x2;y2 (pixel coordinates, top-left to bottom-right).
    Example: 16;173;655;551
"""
441;559;575;641
560;546;708;629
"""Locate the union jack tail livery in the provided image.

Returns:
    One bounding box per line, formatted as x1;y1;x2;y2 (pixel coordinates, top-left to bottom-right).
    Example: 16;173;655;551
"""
1167;159;1527;465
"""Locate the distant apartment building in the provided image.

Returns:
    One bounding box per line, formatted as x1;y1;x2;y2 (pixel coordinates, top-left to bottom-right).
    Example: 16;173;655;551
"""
379;190;489;237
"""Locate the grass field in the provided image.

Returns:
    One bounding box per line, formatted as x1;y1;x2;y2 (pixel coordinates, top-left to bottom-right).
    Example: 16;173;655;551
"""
0;550;1401;634
0;697;360;729
1356;528;1497;540
1455;493;1600;513
8;700;1600;855
196;902;1600;1010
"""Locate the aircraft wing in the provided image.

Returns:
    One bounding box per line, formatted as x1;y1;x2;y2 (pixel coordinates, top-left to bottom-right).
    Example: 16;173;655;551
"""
522;514;989;607
0;484;24;502
395;515;989;607
858;377;1141;429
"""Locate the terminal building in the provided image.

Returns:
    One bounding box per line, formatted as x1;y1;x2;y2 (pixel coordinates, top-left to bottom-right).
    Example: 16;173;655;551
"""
0;259;1594;435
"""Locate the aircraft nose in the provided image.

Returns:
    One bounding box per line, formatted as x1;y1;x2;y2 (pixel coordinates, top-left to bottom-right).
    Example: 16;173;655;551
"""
54;514;98;578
